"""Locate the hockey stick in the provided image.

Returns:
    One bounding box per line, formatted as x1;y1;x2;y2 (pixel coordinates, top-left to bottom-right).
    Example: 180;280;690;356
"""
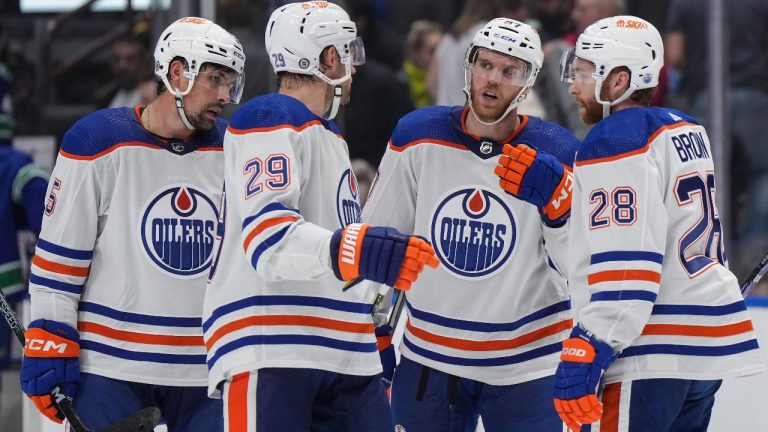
741;252;768;297
0;289;161;432
372;285;407;336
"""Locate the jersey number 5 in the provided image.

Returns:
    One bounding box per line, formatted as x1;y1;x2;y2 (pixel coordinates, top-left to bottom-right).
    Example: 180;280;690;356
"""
243;154;291;199
675;172;724;277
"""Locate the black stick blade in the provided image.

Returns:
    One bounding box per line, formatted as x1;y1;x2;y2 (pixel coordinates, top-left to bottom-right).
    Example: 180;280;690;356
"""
99;406;162;432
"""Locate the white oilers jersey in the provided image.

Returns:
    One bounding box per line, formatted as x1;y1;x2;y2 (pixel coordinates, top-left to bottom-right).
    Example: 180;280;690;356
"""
203;94;380;397
30;107;226;386
363;106;581;385
569;107;764;383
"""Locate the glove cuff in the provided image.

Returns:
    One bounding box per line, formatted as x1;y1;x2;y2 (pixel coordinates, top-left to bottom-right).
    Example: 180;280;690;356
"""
567;325;618;369
330;223;370;281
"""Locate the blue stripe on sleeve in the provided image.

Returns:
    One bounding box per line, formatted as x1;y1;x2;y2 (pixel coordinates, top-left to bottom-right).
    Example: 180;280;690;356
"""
242;202;300;230
651;301;746;316
591;290;658;302
405;300;570;333
36;238;93;260
203;295;372;332
620;340;759;358
590;251;664;265
403;337;562;366
250;225;291;270
81;340;207;364
29;274;82;294
207;334;377;369
79;302;202;327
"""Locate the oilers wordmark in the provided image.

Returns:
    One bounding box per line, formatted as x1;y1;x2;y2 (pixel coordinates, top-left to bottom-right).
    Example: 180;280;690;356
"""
140;185;219;278
431;187;517;279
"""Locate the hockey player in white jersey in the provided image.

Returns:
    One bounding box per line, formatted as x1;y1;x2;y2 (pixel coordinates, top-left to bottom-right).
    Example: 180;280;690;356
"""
19;17;245;431
364;17;580;431
551;16;765;431
202;2;438;431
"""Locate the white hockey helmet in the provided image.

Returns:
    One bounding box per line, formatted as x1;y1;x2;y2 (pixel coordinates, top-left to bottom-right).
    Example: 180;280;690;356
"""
463;18;543;125
154;17;246;104
265;1;365;87
561;15;663;116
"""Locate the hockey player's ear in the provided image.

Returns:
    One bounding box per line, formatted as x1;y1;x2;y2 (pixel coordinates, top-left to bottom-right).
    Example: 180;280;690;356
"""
604;68;631;101
168;59;187;84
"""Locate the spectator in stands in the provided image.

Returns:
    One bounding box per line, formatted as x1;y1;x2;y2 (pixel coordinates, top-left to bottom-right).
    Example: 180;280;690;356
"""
430;0;528;107
666;0;768;286
401;20;443;108
536;0;625;139
101;36;152;108
535;0;575;44
343;0;415;167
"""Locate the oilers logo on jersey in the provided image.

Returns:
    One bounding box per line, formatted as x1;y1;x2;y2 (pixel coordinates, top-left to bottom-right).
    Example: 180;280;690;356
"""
430;187;517;279
139;185;218;278
336;168;362;227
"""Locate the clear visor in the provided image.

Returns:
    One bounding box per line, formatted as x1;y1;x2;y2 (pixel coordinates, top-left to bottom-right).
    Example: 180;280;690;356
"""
193;67;245;104
560;48;595;84
466;54;532;87
341;37;366;66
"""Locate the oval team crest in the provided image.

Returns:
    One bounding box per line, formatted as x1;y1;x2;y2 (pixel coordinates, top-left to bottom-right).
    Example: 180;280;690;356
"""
139;185;219;278
336;168;362;227
431;187;517;279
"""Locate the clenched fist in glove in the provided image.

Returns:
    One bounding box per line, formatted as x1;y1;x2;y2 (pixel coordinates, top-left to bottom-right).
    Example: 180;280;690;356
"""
494;143;573;225
330;223;439;290
553;326;618;432
20;319;81;424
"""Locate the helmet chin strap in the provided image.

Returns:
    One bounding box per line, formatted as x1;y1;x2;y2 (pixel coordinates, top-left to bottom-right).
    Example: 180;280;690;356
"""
325;85;343;120
463;85;527;126
595;78;636;119
161;75;196;130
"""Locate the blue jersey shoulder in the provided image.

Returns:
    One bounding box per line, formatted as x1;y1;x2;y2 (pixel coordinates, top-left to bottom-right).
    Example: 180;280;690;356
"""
576;107;697;163
389;105;462;148
60;108;144;156
230;93;338;134
516;116;580;167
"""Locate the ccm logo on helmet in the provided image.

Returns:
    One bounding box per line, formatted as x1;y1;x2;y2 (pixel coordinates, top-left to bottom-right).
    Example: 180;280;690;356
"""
563;347;588;357
25;339;70;354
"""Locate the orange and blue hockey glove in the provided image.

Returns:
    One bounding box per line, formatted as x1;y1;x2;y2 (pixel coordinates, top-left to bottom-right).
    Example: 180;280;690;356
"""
553;326;618;432
494;143;573;226
330;223;439;291
20;319;80;424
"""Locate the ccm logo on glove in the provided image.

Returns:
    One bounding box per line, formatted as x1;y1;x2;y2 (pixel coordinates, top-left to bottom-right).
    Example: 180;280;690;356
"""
24;328;80;357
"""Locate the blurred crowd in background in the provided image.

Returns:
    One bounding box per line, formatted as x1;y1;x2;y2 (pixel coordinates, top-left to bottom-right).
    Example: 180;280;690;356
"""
0;0;767;289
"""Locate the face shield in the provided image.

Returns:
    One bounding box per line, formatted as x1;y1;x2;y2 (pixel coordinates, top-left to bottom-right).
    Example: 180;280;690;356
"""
341;37;366;67
188;66;245;104
559;48;595;84
466;50;533;87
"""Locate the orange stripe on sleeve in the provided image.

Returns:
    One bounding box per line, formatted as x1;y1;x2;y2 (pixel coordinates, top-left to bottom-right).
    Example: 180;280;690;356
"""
78;322;204;346
641;320;754;337
404;318;573;352
33;255;90;278
588;270;661;285
242;216;299;253
227;372;250;432
205;315;375;351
